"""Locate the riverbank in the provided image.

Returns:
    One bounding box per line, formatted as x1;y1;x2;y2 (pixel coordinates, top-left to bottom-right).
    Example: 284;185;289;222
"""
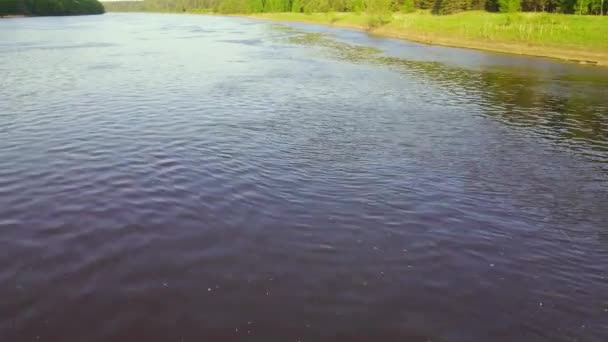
247;11;608;66
98;5;608;65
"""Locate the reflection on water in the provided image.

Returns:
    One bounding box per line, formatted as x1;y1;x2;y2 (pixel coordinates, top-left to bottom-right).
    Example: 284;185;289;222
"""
283;29;608;170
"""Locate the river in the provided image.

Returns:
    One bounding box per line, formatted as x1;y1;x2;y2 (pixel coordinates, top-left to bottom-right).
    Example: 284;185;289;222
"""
0;13;607;342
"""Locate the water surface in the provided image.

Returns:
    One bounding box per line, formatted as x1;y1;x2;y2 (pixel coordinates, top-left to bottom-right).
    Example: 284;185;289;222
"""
1;13;607;342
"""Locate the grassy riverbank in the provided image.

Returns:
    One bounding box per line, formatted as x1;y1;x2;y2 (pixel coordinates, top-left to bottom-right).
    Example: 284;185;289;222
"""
99;3;608;65
248;11;608;65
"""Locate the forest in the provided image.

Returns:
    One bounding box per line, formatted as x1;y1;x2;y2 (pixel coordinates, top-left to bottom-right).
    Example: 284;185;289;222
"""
107;0;607;15
0;0;105;15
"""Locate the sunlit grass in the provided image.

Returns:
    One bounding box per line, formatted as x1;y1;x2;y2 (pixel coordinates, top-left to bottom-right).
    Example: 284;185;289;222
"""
256;11;607;50
388;11;608;48
250;11;608;64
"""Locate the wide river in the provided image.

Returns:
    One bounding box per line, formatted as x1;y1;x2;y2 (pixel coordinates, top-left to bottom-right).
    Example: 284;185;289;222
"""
1;13;607;342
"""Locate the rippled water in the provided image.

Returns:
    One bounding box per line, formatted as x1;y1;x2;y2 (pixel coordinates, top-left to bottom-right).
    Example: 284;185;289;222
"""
1;13;607;342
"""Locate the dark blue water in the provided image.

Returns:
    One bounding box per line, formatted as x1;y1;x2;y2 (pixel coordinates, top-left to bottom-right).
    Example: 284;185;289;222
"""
1;13;607;342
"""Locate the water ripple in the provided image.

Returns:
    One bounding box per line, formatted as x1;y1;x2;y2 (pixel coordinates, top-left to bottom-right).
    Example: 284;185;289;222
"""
0;13;607;342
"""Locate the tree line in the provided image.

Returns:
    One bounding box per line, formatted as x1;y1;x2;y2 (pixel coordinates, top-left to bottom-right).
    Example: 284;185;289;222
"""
128;0;606;15
1;0;104;15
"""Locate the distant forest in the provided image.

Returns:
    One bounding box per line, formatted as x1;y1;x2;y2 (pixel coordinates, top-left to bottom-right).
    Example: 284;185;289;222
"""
103;0;607;15
0;0;104;15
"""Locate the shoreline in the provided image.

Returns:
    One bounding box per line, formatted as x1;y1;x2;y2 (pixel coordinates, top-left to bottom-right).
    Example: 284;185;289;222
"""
244;13;608;67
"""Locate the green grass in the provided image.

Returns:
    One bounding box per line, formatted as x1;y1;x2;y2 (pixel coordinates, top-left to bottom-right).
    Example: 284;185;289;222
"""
250;11;608;65
388;11;607;48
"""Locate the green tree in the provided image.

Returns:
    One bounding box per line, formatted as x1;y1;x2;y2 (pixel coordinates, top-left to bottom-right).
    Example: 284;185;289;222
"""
291;0;301;11
26;0;104;15
433;0;472;14
0;0;19;15
498;0;521;12
401;0;415;12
